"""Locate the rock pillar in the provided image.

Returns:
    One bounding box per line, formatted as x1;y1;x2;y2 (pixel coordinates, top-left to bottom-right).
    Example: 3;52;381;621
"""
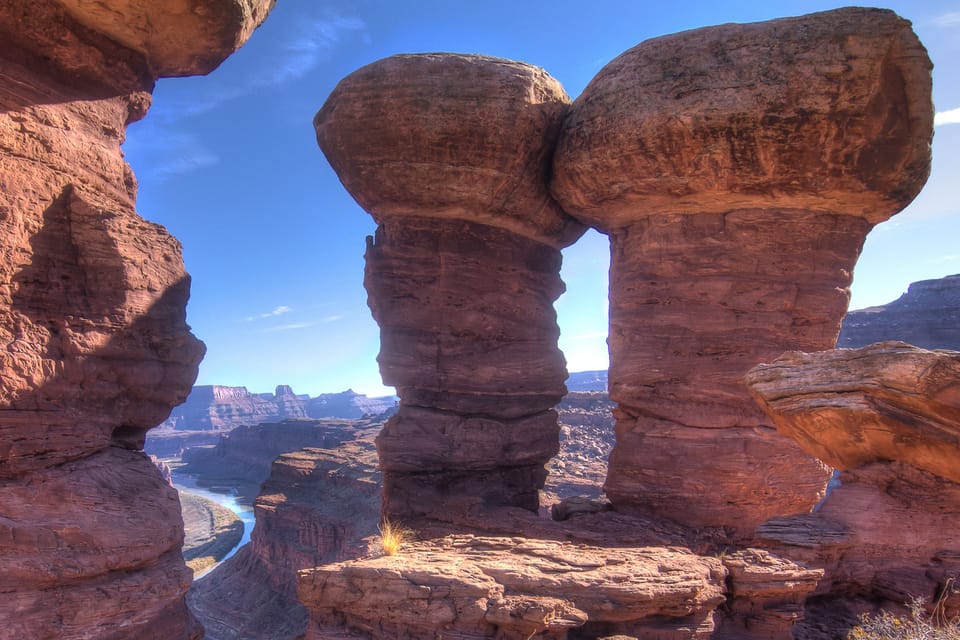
0;1;272;637
314;54;585;520
551;8;933;533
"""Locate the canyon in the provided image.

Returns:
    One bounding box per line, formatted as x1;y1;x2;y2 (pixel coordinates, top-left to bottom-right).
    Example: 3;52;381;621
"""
1;3;955;640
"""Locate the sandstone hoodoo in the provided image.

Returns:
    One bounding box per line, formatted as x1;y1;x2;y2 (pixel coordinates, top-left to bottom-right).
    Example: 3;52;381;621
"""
315;54;586;520
550;7;934;532
747;342;960;622
0;1;272;637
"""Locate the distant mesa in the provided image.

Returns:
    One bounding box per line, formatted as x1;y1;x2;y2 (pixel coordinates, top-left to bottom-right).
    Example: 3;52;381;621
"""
838;273;960;350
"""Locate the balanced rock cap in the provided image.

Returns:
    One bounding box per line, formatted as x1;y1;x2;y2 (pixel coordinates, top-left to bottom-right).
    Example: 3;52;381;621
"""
551;7;934;231
315;53;586;249
53;0;276;76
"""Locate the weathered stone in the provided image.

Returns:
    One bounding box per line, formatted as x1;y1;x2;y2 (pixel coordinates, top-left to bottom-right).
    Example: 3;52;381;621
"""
0;0;271;636
748;343;960;621
745;342;960;481
315;54;585;520
550;7;933;532
298;535;727;640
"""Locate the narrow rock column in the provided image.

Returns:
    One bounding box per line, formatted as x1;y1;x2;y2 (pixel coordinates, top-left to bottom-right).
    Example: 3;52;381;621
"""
315;54;585;520
0;1;272;637
551;8;933;533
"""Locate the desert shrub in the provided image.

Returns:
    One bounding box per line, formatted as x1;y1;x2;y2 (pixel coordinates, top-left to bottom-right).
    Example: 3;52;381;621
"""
848;589;960;640
378;519;414;556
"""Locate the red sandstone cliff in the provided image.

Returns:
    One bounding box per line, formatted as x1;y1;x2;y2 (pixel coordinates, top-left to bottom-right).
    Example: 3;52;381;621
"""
0;1;273;637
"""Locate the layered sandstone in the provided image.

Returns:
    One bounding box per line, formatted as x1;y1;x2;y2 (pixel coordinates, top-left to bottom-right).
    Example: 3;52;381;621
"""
839;274;960;350
747;343;960;623
0;1;271;637
550;7;933;532
315;53;585;519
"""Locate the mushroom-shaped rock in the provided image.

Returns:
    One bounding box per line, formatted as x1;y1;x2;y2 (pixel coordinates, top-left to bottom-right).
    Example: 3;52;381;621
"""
315;54;585;520
745;341;960;482
550;8;933;533
54;0;275;76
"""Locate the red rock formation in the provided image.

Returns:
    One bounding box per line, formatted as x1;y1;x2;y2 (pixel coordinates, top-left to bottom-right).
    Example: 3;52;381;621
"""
0;1;272;637
299;535;727;639
747;343;960;626
314;53;586;520
550;7;933;533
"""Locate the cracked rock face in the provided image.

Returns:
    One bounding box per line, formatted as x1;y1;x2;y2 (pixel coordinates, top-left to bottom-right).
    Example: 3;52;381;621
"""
550;7;933;532
315;54;585;520
0;0;270;637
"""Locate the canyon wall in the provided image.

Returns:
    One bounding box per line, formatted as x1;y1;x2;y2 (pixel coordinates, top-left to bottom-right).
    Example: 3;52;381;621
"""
839;273;960;350
0;1;272;637
550;7;933;534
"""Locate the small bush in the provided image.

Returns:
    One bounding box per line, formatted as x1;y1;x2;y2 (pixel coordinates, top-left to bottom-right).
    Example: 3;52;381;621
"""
378;519;414;556
848;586;960;640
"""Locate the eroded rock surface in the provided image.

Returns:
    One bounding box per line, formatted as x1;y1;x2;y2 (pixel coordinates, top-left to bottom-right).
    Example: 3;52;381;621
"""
748;343;960;626
299;535;727;640
550;7;933;532
0;0;270;637
315;53;585;520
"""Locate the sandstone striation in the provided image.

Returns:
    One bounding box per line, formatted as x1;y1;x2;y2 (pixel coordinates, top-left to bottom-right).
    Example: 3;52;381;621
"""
550;7;933;532
838;274;960;350
0;0;271;637
315;53;586;519
747;343;960;625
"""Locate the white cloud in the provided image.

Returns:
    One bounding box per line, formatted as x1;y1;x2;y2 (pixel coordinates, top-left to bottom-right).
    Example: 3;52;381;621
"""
927;254;960;264
259;322;316;333
257;16;367;87
246;305;294;321
935;107;960;127
933;11;960;27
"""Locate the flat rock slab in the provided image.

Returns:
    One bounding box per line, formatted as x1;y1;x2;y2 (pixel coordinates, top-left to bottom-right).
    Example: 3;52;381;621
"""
299;535;727;639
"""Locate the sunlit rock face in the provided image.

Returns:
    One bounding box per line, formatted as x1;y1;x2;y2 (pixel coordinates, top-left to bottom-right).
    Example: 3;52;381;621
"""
315;53;586;521
550;7;933;534
748;342;960;620
0;0;271;637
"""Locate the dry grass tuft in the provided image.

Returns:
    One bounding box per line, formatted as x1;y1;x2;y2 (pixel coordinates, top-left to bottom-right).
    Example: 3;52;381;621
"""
378;519;414;556
849;582;960;640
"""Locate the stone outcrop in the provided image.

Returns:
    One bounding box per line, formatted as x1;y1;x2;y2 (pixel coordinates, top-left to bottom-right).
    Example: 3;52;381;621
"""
544;391;615;502
747;342;960;623
550;7;933;533
189;441;381;640
299;535;727;639
839;274;960;350
0;1;271;637
315;53;586;520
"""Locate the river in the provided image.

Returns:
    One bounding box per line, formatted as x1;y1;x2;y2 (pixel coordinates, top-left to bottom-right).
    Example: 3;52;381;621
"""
172;471;256;579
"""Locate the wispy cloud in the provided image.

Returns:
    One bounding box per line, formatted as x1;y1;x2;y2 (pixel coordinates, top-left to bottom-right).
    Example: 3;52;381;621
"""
927;254;960;264
257;16;367;87
259;322;316;333
256;313;343;332
933;11;960;27
935;107;960;127
246;305;294;322
124;128;220;181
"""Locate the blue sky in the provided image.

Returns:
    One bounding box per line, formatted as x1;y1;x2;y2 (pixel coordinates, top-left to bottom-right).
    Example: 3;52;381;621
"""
123;0;960;397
